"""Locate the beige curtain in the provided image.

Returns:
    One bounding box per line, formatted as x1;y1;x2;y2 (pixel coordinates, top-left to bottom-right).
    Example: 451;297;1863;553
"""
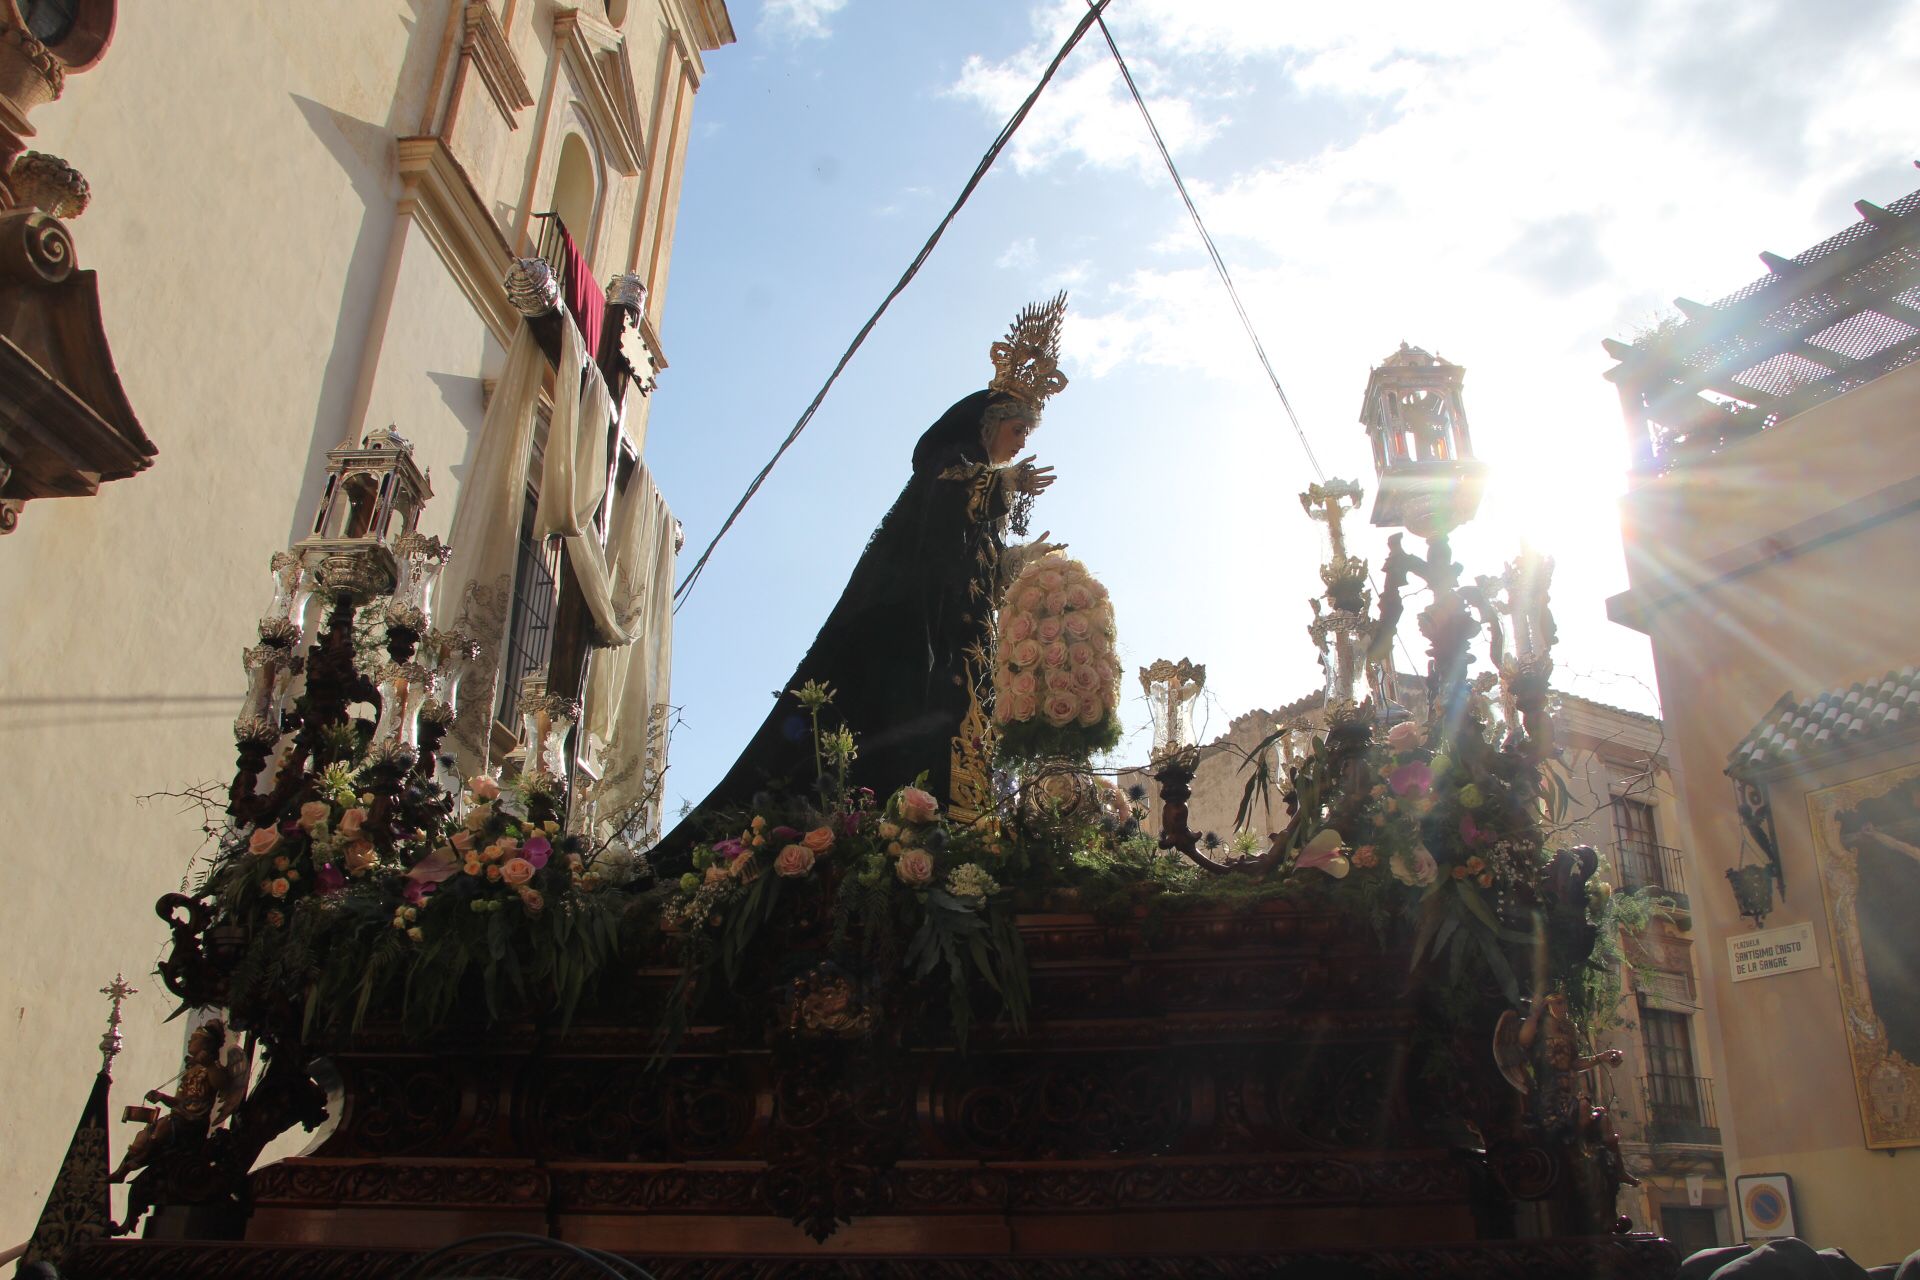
584;465;676;829
440;322;545;772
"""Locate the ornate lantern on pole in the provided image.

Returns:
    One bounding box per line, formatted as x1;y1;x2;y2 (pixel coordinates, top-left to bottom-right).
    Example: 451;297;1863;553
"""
294;425;433;601
1361;343;1485;540
1140;658;1214;869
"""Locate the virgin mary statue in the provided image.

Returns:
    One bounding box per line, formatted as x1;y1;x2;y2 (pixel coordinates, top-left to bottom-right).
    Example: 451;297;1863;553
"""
651;295;1069;872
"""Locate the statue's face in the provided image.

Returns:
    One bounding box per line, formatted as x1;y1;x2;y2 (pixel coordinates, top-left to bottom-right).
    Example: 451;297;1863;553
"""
986;413;1034;465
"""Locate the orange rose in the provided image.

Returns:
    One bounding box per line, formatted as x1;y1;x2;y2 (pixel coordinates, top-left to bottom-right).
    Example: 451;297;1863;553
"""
267;877;291;897
297;801;332;831
802;826;835;854
337;807;369;837
501;857;535;886
774;844;815;877
247;827;282;857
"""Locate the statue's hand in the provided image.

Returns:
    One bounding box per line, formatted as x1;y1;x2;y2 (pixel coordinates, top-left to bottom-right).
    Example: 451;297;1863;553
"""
1011;455;1056;496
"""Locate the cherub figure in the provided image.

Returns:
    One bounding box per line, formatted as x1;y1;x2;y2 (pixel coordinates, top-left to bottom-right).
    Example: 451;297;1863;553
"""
110;1018;244;1182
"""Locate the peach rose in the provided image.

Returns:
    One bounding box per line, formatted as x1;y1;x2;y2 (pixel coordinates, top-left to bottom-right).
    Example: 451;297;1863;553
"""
1064;584;1094;610
1009;638;1042;668
344;840;377;876
1017;586;1045;611
1005;611;1036;642
297;801;332;831
248;826;282;857
1071;665;1102;694
337;807;368;837
775;843;815;877
897;786;940;824
1067;642;1095;668
1044;667;1074;692
993;699;1013;724
1010;670;1038;696
1077;694;1105;727
1089;629;1110;655
802;826;836;854
1041;643;1068;669
501;857;535;885
1386;721;1427;751
1043;692;1079;728
1037;617;1063;644
1038;569;1065;591
1009;692;1039;721
468;774;501;800
268;877;291;898
1045;590;1069;614
704;863;729;885
516;885;544;915
895;849;935;886
1062;612;1091;640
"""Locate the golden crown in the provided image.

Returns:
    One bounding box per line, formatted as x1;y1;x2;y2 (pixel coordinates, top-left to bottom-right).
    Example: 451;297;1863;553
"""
988;292;1070;411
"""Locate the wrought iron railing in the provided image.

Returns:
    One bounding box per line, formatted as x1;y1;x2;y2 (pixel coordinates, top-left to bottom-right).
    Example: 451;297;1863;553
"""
1616;838;1689;905
1643;1073;1720;1145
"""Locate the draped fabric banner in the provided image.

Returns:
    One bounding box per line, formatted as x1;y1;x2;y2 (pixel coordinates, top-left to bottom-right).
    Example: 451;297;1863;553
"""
20;1069;111;1269
440;322;545;771
584;464;676;827
534;318;636;649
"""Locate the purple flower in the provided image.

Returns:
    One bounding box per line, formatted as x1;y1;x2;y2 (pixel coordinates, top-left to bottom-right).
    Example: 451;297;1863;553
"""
1460;813;1489;848
838;812;862;836
402;878;436;905
1388;762;1433;797
316;863;347;896
712;837;746;860
769;825;801;844
524;834;552;869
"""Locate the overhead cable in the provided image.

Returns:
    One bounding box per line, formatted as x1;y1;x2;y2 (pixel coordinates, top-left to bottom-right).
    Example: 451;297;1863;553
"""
673;0;1116;609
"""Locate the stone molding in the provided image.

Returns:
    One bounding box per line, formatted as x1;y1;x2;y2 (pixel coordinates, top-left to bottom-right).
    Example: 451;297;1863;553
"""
394;136;515;344
552;5;644;175
461;1;533;126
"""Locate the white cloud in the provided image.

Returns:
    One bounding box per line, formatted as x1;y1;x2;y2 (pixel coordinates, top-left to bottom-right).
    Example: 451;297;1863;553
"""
760;0;848;41
997;237;1038;270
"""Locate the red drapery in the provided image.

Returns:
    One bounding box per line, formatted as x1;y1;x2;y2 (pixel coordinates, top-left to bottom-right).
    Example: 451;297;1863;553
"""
554;221;606;364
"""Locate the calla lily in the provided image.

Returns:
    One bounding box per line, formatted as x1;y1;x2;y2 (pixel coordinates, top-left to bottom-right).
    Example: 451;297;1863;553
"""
406;846;460;886
1297;829;1352;879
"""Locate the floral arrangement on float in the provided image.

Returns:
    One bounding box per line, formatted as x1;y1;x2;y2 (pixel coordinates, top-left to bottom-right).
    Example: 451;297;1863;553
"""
993;552;1122;763
660;682;1029;1048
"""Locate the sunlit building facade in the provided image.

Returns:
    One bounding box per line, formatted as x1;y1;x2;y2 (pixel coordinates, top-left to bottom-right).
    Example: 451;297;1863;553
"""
1605;185;1920;1263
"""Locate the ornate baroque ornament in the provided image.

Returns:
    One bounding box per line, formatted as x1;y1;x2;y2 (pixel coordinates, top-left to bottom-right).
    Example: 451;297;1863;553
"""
988;291;1069;413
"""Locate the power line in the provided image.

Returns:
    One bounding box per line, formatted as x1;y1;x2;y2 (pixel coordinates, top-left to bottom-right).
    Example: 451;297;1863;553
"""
1086;4;1324;481
672;0;1116;610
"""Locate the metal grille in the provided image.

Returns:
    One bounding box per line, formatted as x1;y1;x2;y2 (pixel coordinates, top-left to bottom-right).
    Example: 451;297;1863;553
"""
1643;1072;1720;1144
496;483;561;729
1804;310;1920;362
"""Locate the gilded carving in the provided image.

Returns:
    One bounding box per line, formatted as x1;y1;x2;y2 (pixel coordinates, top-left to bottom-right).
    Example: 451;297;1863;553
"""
1807;759;1920;1148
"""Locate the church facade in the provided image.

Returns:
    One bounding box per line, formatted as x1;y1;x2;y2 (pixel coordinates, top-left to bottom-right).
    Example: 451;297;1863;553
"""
0;0;732;1245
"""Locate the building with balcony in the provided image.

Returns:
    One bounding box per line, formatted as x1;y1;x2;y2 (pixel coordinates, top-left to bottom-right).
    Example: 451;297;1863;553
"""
1603;180;1920;1264
0;0;733;1248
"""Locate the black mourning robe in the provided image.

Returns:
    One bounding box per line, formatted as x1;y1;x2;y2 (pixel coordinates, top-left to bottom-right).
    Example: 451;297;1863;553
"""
651;389;1014;871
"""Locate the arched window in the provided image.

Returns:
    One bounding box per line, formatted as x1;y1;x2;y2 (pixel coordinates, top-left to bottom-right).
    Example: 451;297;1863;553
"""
552;131;599;260
603;0;628;27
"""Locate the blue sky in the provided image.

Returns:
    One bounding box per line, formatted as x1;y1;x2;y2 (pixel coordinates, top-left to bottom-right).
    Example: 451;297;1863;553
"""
643;0;1920;821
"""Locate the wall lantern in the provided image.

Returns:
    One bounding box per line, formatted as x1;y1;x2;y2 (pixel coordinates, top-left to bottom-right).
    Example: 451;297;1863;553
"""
1361;343;1486;539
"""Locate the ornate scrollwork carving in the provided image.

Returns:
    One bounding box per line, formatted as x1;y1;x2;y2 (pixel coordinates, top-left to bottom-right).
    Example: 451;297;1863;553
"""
0;207;75;283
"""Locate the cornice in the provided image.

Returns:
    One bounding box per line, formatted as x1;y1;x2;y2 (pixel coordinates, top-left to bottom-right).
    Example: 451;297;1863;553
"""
394;136;515;344
552;5;644;175
462;0;533;125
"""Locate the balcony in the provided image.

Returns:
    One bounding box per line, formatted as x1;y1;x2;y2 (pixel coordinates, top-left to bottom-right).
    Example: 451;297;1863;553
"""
1643;1073;1721;1146
1616;838;1690;910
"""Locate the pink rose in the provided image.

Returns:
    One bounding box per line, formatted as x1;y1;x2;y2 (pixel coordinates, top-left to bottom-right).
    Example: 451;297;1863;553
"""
501;857;535;885
1037;617;1063;644
1077;694;1105;727
1038;570;1065;591
1063;613;1091;639
297;801;332;831
1010;638;1042;668
897;786;940;824
248;826;282;857
993;699;1013;724
1090;580;1109;601
1011;670;1038;696
1041;643;1067;669
1089;630;1110;655
1009;692;1039;721
1386;721;1427;751
1044;668;1074;692
895;849;935;885
1005;611;1035;642
1043;692;1079;728
337;807;368;837
1391;845;1438;887
468;774;501;801
1045;590;1069;614
1018;587;1045;611
1071;666;1102;694
775;843;816;877
1064;584;1094;610
516;885;544;915
1068;642;1095;668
